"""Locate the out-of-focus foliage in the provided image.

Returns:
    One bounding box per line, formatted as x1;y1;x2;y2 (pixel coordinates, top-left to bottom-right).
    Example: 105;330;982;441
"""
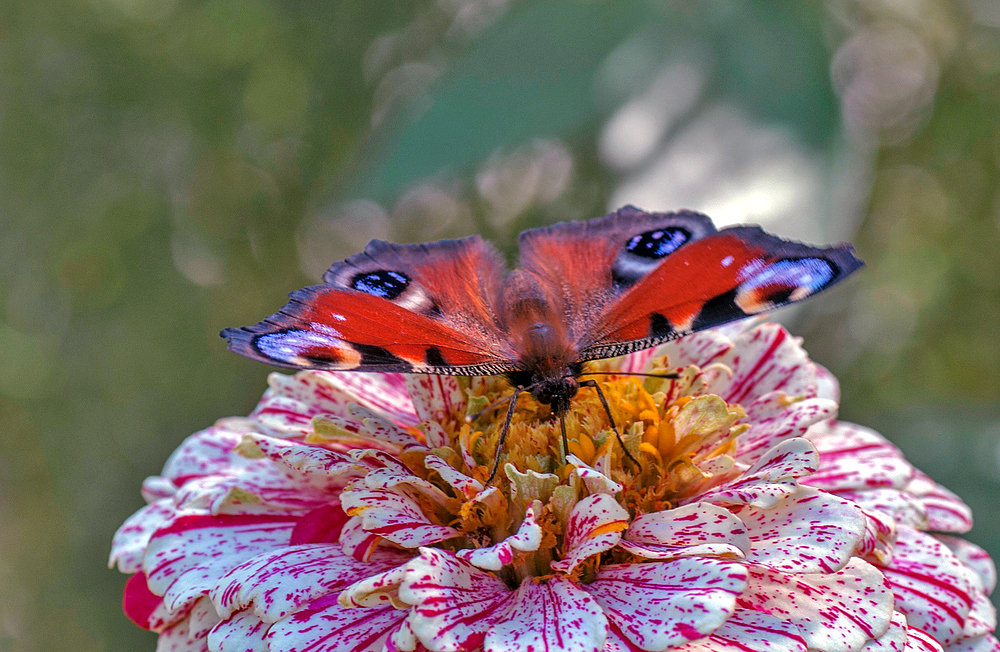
0;0;997;650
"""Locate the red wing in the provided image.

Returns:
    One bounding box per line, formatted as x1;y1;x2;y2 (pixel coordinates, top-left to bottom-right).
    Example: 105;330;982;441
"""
578;227;863;361
222;236;519;375
517;206;717;344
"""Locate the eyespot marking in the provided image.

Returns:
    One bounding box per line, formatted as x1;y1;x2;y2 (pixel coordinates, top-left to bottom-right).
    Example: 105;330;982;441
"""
254;329;359;368
736;257;838;312
351;270;410;299
625;227;692;260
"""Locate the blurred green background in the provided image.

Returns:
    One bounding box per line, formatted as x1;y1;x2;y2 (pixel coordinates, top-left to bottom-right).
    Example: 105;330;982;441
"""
1;0;999;649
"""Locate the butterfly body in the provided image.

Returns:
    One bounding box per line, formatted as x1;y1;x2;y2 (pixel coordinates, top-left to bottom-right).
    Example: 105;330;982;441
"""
223;206;862;414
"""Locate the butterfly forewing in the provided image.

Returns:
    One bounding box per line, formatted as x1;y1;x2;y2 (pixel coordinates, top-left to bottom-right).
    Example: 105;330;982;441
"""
576;226;862;361
222;236;520;375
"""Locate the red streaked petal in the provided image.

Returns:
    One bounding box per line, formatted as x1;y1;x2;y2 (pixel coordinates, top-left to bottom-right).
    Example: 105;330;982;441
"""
484;576;608;652
587;558;748;650
621;502;749;561
399;548;515;652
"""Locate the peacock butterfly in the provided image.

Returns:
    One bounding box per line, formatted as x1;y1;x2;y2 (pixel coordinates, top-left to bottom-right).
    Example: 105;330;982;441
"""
223;206;861;475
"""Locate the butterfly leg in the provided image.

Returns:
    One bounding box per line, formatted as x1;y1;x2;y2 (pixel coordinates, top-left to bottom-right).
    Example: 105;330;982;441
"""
559;416;570;461
578;379;642;471
486;390;523;485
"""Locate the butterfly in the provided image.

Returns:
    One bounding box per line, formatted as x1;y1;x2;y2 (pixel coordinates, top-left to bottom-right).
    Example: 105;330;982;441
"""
223;205;862;478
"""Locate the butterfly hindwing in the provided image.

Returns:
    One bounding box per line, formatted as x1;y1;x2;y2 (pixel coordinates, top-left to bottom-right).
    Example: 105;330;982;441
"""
578;225;862;360
222;236;519;375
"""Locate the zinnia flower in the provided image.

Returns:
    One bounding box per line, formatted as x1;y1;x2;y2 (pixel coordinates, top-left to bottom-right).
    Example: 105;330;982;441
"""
110;320;999;652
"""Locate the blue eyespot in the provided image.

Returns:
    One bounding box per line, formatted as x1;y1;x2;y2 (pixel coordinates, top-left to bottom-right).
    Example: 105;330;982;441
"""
351;270;410;299
740;258;836;297
625;228;691;259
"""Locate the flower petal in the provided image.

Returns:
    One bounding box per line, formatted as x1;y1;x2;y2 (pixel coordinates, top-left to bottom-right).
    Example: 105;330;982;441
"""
717;324;818;406
211;543;401;620
905;473;973;534
882;527;979;646
207;608;269;652
860;610;908;651
111;501;185;573
945;635;1000;652
550;494;629;574
484;576;608;652
741;486;868;574
736;396;837;463
144;514;297;613
399;548;516;652
156;615;212;652
903;626;944;652
457;501;542;571
567;455;623;496
738;558;894;652
265;598;407;652
668;610;808;652
338;563;409;609
937;536;998;594
804;422;915;492
424;455;484;498
697;437;819;508
405;375;466;425
587;558;748;650
339;487;459;548
621;502;750;560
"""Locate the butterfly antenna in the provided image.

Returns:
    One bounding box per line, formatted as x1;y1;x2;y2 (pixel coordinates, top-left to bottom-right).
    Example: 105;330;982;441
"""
466;392;517;424
486;390;523;485
578;379;642;471
577;371;680;380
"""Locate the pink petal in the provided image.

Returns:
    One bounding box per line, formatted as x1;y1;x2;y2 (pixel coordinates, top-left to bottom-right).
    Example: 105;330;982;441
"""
290;503;350;545
963;592;998;640
738;558;894;652
655;329;735;371
550;494;630;574
250;434;368;481
484;576;608;652
458;501;543;571
905;474;973;534
211;543;401;620
144;514;298;613
741;486;868;574
207;608;269;652
266;598;407;652
188;596;220;639
339;516;383;562
945;635;1000;652
736;396;837;463
567;455;623;495
123;571;182;631
856;507;898;566
346;404;417;445
156;616;212;652
423;455;484;498
903;626;945;652
882;527;978;646
587;558;748;650
696;437;819;508
111;501;186;573
621;502;750;560
937;536;997;594
405;375;466;425
399;548;516;652
339;487;459;548
861;610;908;651
325;371;418;426
669;610;808;652
837;487;928;530
717;324;818;406
338;563;409;608
804;422;915;492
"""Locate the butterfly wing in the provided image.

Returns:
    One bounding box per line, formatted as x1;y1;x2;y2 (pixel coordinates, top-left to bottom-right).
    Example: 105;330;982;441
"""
222;236;520;375
516;206;718;345
518;205;861;362
578;225;862;360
